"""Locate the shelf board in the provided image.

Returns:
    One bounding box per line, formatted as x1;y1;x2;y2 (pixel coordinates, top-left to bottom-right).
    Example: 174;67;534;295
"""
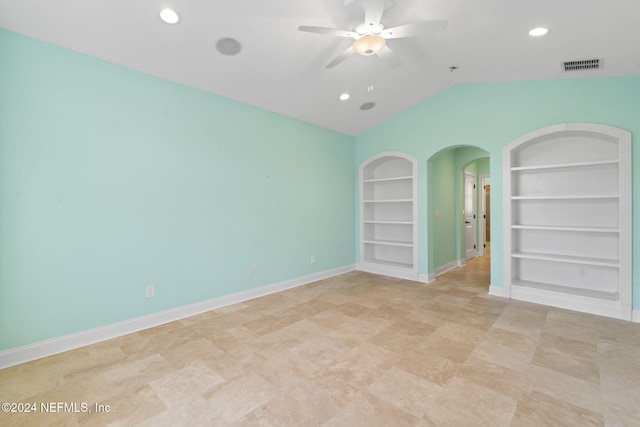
512;225;620;233
364;239;413;248
364;220;413;225
363;258;413;269
511;159;619;171
511;195;619;200
362;199;413;203
512;279;619;301
512;251;620;267
363;175;413;183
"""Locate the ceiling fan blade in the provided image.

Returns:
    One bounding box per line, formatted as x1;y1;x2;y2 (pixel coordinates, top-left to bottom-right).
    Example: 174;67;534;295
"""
298;25;357;38
364;0;385;25
381;20;447;39
376;45;401;68
326;46;354;68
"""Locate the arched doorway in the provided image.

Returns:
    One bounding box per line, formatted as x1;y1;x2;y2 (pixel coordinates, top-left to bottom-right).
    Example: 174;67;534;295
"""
426;145;490;283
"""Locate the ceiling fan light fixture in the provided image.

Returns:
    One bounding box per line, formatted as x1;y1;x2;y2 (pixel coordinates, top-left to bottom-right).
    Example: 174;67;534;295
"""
352;35;386;56
339;93;351;101
355;22;384;35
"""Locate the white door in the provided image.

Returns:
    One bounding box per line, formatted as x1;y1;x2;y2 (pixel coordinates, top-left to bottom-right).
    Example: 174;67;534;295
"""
464;172;477;260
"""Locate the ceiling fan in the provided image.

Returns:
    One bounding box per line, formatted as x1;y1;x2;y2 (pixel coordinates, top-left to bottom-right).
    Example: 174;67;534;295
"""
298;0;447;68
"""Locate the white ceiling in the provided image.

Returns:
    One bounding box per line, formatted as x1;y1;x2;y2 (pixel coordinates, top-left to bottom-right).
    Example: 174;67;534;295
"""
1;0;639;136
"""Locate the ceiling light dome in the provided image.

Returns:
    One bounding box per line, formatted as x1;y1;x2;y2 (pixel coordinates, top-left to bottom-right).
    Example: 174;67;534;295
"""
352;35;386;56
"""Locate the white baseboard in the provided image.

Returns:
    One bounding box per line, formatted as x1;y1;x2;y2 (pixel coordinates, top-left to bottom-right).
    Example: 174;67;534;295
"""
418;274;430;283
633;310;640;323
0;264;356;370
426;260;462;282
488;285;505;297
357;263;418;281
511;285;630;321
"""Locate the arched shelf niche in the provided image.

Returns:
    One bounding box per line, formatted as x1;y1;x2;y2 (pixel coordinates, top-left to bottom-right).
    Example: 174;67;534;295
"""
359;151;418;280
503;123;632;320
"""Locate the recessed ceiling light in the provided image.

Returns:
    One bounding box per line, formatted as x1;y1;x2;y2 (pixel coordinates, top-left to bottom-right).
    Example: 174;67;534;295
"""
529;27;549;37
339;93;350;101
160;8;179;24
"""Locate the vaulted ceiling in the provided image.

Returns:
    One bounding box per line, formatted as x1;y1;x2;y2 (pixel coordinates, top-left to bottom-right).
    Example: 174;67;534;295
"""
1;0;639;135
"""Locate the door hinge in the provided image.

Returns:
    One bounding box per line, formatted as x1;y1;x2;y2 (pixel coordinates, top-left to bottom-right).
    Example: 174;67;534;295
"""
473;214;476;219
473;244;476;249
473;184;476;189
483;214;486;219
484;243;486;248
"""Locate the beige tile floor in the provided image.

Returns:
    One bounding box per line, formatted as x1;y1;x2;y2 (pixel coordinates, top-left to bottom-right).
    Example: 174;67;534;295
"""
1;255;639;426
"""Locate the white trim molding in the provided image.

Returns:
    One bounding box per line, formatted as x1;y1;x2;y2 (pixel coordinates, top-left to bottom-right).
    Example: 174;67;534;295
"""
426;260;463;283
478;174;490;258
358;262;419;281
511;284;632;320
633;310;640;323
488;285;505;297
0;264;356;370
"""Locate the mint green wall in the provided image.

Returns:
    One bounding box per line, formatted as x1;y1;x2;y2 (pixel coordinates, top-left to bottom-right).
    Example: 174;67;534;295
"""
355;76;640;310
427;149;457;271
2;30;639;353
463;162;477;174
0;30;355;351
476;158;490;176
426;147;489;273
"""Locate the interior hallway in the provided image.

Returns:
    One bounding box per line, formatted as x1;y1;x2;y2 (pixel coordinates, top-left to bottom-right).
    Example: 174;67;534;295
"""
1;258;639;426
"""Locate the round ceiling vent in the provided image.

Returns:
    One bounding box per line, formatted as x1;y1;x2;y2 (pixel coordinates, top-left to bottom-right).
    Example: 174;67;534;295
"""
360;102;376;111
216;38;242;56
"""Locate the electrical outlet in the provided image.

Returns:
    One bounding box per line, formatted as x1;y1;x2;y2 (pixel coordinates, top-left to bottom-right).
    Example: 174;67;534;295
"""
146;285;155;298
250;266;255;276
311;255;316;264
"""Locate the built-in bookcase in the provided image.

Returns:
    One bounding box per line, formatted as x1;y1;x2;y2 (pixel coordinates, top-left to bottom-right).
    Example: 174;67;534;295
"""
503;123;632;320
359;152;418;280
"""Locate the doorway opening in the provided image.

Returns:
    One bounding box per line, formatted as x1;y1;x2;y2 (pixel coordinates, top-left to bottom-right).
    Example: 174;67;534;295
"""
426;146;490;283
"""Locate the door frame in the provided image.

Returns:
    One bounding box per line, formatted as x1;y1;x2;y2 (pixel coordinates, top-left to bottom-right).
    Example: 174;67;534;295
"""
463;171;478;260
479;174;490;257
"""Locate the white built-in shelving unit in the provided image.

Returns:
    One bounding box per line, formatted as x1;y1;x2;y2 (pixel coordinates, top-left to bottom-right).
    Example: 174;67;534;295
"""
503;123;632;320
359;152;418;280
